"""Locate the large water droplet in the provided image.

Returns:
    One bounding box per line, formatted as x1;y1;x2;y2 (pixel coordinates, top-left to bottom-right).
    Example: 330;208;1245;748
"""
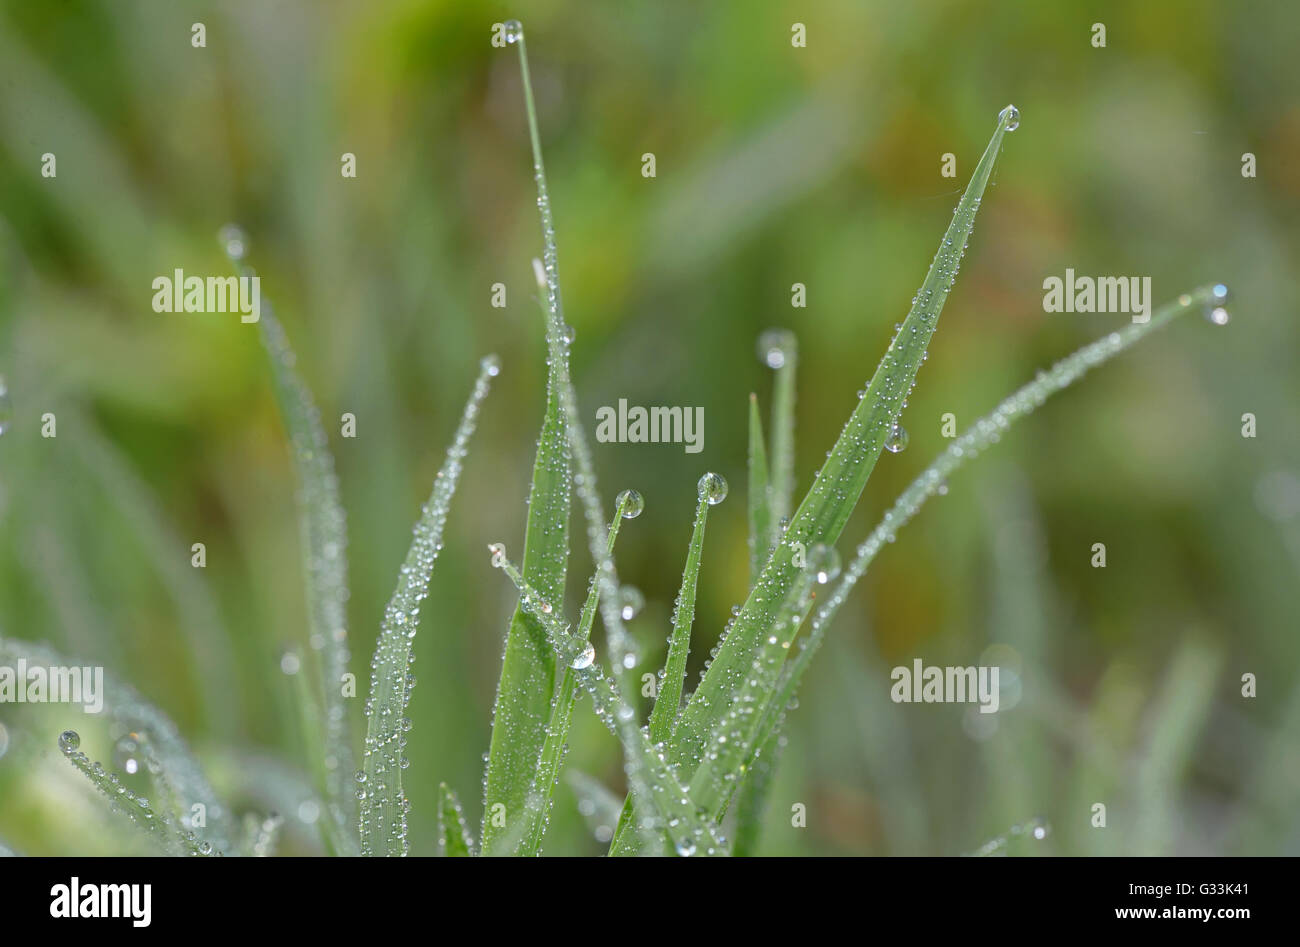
999;104;1020;131
570;642;596;670
698;472;728;505
616;489;645;519
487;542;507;568
503;19;523;44
757;329;795;370
58;730;81;753
806;543;841;585
884;423;909;453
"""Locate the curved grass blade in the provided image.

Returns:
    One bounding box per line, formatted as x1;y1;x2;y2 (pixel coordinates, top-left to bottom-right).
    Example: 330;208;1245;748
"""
669;106;1019;790
738;285;1231;794
517;492;634;855
223;233;358;855
359;356;498;856
481;22;575;856
438;782;474;857
0;636;235;854
490;550;728;856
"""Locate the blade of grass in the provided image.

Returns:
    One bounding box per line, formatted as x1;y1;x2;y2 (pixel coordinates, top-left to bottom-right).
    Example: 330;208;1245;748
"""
609;485;715;853
747;393;772;583
437;782;474;857
516;491;636;855
765;329;797;532
0;636;235;854
223;234;358;855
668;107;1019;796
490;550;728;856
737;286;1230;797
359;356;498;856
481;21;575;855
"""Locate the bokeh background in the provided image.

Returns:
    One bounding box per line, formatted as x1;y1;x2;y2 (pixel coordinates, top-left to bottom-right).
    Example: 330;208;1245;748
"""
1;0;1297;856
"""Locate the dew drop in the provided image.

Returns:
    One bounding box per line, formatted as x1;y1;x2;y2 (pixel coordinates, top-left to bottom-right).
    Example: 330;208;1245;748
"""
114;736;141;775
999;104;1020;132
757;329;795;370
698;472;728;505
58;730;80;752
480;354;501;377
618;586;645;621
280;651;301;675
559;323;576;345
570;642;596;670
806;543;841;585
487;542;507;568
884;423;909;453
1207;306;1230;326
616;489;645;519
675;839;696;857
503;19;523;44
218;224;248;261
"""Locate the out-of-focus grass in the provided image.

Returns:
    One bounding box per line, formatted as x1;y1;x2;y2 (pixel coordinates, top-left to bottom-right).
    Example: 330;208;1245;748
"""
0;0;1297;855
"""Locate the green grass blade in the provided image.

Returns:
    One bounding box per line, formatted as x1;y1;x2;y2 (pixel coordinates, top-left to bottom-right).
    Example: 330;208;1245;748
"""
490;550;728;856
764;330;798;531
223;233;358;855
730;727;784;856
669;106;1018;786
747;393;772;583
517;492;635;855
650;490;713;742
437;782;474;857
481;21;576;856
360;356;498;857
740;285;1230;788
609;487;715;853
0;636;235;854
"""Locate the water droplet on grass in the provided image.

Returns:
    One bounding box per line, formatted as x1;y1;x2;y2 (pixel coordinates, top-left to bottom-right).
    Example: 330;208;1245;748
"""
616;489;645;518
999;104;1020;131
885;423;909;453
806;544;841;584
698;472;728;505
618;586;645;621
218;224;248;261
757;329;795;369
58;730;80;752
503;19;523;44
570;642;596;670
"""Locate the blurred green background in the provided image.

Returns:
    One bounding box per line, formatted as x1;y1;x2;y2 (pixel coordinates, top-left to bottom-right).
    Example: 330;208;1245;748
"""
1;0;1297;856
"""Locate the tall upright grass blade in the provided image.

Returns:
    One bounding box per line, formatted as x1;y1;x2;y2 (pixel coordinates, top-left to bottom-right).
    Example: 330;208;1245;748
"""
490;550;728;856
738;286;1231;793
747;393;773;583
763;329;798;533
437;782;474;857
359;356;498;856
223;232;358;855
482;21;575;855
609;485;715;853
517;491;636;855
669;107;1019;794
